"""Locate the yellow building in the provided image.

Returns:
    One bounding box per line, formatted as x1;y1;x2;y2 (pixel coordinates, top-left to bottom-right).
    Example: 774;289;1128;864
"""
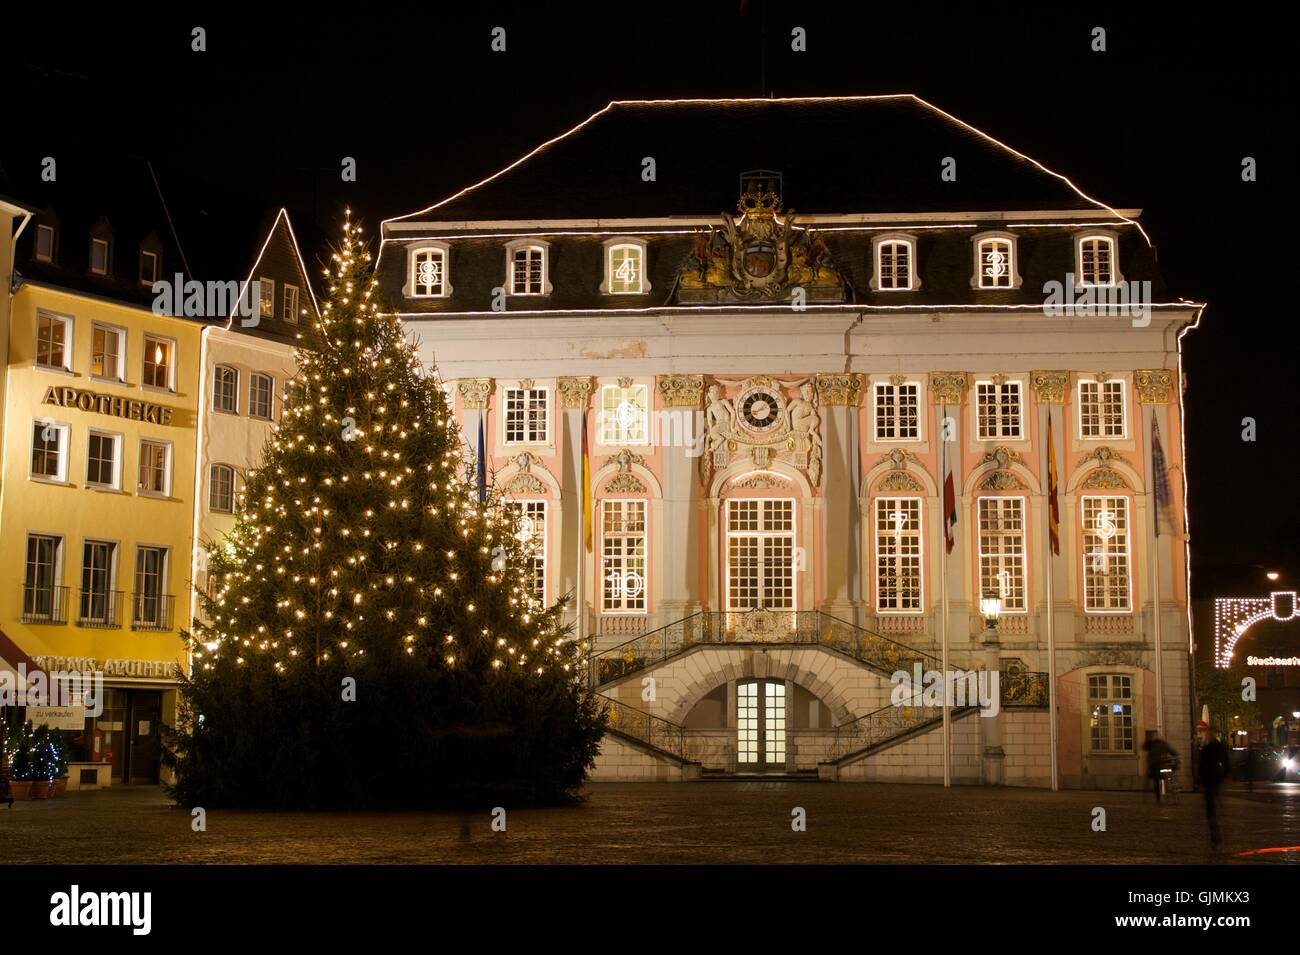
0;158;206;783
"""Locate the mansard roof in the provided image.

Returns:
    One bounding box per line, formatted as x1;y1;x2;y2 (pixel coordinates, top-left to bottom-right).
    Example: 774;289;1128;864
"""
390;96;1120;225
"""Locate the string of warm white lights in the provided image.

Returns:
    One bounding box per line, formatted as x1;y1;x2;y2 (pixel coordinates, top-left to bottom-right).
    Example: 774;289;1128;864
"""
1214;591;1299;667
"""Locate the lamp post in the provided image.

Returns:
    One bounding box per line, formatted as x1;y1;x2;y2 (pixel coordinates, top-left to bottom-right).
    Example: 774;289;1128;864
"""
980;591;1005;785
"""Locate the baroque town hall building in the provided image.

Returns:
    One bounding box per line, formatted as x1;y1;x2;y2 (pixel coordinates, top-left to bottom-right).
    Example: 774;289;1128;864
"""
376;96;1201;789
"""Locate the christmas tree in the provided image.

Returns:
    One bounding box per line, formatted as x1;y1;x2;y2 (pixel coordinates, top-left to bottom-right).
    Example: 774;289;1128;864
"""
168;215;605;809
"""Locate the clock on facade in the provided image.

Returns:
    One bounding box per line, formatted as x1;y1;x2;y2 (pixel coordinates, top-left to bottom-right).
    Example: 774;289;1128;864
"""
738;386;785;433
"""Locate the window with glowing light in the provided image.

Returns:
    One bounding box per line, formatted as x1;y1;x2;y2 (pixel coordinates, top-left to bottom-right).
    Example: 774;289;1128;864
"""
978;497;1026;612
727;498;795;613
209;464;236;513
1078;378;1125;439
873;381;920;440
30;420;69;482
137;440;171;496
1082;495;1130;612
36;311;72;371
1077;236;1116;286
506;500;546;605
410;248;447;297
606;243;645;295
875;497;922;612
876;239;914;290
1088;673;1133;752
976;237;1014;289
503;387;548;444
258;278;275;318
213;365;239;414
601;499;646;613
143;335;174;391
249;373;274;420
509;245;546;295
599;384;648;445
976;380;1022;439
91;323;125;381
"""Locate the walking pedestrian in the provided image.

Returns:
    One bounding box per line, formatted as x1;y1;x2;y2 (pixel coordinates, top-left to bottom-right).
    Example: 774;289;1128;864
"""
1197;720;1230;849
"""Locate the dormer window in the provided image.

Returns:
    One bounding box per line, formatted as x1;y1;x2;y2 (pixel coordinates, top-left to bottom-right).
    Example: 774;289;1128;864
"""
35;224;55;263
871;235;918;291
1077;234;1117;286
506;240;550;296
90;237;110;276
972;233;1019;289
140;249;159;284
410;245;451;297
602;240;649;295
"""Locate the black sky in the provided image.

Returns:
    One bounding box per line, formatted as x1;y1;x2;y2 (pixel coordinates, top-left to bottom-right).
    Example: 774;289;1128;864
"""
6;4;1297;595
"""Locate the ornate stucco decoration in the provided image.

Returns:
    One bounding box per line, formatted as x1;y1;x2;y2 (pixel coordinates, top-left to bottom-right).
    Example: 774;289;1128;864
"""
511;451;541;473
1085;446;1130;468
603;474;647;494
1081;467;1128;489
457;378;492;410
518;378;535;391
702;376;822;488
725;606;796;643
617;376;635;389
878;471;923;492
734;472;791;490
1079;648;1145;667
880;448;919;470
981;447;1023;470
657;374;705;408
815;373;863;407
556;376;593;409
1029;371;1069;404
678;172;844;304
929;371;968;405
503;474;547;495
610;449;644;472
1135;369;1174;404
979;470;1026;491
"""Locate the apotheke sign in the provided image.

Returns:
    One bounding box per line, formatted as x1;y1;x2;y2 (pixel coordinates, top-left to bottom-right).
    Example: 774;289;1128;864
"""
42;386;176;427
35;656;178;680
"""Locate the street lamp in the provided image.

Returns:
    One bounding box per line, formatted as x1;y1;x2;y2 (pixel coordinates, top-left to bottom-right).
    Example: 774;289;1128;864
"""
1267;571;1280;582
980;591;1003;631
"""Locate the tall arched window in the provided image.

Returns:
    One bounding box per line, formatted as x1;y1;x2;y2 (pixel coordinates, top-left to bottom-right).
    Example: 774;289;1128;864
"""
1077;234;1117;286
409;245;449;297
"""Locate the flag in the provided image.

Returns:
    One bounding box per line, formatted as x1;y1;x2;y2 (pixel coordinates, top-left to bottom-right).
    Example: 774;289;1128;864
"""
1046;410;1060;555
1152;418;1177;536
942;405;957;554
581;408;593;553
475;414;487;504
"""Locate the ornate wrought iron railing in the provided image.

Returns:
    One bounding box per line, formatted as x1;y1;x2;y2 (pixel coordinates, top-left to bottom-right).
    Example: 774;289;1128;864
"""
596;692;687;760
1000;668;1049;707
830;700;954;760
590;608;947;687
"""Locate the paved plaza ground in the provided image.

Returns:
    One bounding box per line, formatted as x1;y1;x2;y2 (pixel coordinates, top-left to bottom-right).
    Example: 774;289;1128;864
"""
2;781;1297;864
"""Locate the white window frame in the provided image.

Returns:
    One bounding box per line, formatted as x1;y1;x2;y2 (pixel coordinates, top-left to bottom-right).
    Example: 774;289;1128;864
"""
874;497;924;614
974;379;1024;440
506;499;548;606
601;239;650;295
283;284;300;323
209;464;236;513
725;498;797;615
139;249;159;285
1087;672;1135;753
90;322;127;382
30;418;70;483
502;386;550;445
505;240;551;296
137;439;173;498
1082;495;1132;613
1076;234;1118;287
972;233;1019;290
977;496;1027;613
142;334;177;393
35;223;55;262
249;372;275;420
85;429;123;491
598;383;650;447
408;245;451;298
90;237;110;276
132;544;170;629
1077;378;1126;439
871;234;919;291
79;538;119;625
601;498;648;614
212;365;240;414
23;533;64;622
35;310;73;372
873;380;922;441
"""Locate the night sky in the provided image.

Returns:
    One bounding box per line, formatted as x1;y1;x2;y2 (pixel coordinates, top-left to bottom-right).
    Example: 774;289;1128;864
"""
6;5;1295;596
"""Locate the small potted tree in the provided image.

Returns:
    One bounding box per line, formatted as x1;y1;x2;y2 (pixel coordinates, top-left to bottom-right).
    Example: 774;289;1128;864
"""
28;725;62;799
8;722;34;800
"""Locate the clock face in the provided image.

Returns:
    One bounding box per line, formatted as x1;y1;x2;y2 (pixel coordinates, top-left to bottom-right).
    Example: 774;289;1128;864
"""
739;388;783;432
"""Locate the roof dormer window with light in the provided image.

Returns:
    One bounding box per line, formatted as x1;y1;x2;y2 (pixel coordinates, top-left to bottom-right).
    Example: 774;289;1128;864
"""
601;239;650;295
971;232;1020;290
1076;233;1119;287
505;239;551;296
409;244;452;298
870;234;919;291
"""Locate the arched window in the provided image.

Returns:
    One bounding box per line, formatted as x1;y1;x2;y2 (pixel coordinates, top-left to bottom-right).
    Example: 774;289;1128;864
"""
409;245;449;297
872;235;918;291
506;241;549;295
212;365;239;414
1077;234;1117;286
974;236;1015;289
603;240;649;295
209;464;236;513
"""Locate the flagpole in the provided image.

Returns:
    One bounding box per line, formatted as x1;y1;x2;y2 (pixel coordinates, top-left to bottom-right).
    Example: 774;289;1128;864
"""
1148;409;1164;737
577;408;587;668
940;401;951;789
1044;408;1059;792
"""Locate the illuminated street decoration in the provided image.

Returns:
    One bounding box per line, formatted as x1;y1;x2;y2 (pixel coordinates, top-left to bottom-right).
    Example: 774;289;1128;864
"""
1215;591;1299;667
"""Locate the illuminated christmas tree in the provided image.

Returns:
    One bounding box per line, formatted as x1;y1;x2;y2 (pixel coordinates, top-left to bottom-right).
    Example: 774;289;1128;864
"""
168;215;604;808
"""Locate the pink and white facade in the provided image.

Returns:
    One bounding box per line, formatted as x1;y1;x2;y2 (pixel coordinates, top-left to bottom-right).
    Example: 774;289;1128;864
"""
378;96;1202;789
